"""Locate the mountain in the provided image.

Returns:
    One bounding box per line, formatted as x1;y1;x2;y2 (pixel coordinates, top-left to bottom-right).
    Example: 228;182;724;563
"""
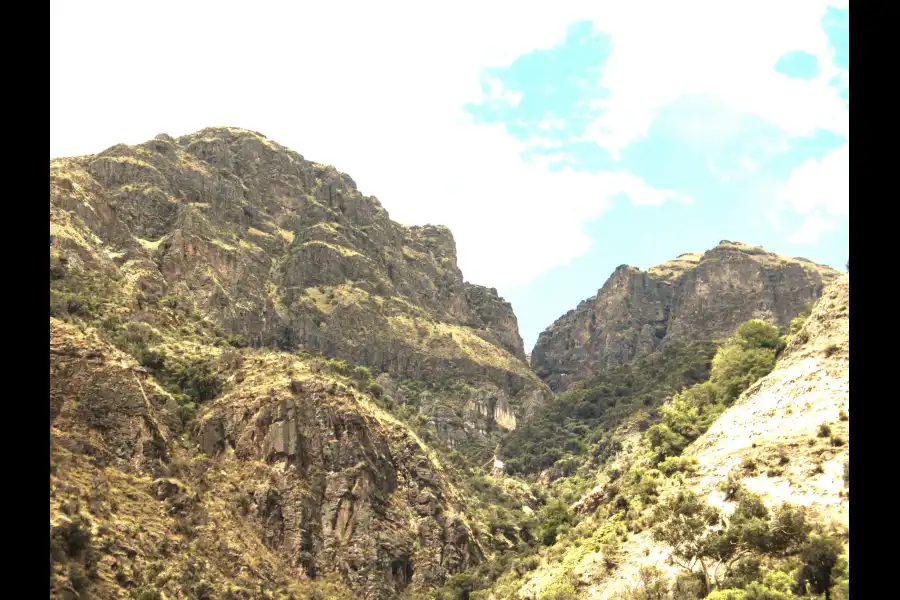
49;125;849;600
479;275;849;600
49;127;546;599
50;127;549;459
531;242;840;392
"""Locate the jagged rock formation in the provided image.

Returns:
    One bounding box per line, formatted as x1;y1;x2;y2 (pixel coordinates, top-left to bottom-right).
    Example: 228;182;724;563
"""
50;127;549;451
49;318;480;599
531;242;840;392
49;127;548;599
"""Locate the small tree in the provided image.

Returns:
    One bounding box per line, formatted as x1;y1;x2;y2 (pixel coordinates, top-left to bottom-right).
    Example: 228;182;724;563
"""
651;490;722;594
795;534;843;599
653;490;812;594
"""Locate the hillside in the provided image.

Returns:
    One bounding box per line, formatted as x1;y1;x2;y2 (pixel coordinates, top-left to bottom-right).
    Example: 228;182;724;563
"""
48;126;849;600
50;127;550;461
49;127;547;599
50;318;480;599
482;275;849;600
531;242;839;392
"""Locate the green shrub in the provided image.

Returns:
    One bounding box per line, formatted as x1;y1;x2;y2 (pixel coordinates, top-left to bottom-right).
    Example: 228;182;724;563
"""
719;473;746;501
711;346;776;403
536;500;572;547
145;353;222;405
51;520;91;558
227;333;249;348
796;534;843;596
706;590;747;600
50;256;68;280
503;341;716;476
352;365;373;382
710;320;780;403
540;580;577;600
787;302;815;336
767;504;810;555
131;586;163;600
139;349;166;371
647;423;690;464
510;554;541;577
658;456;699;476
829;550;849;600
176;402;198;428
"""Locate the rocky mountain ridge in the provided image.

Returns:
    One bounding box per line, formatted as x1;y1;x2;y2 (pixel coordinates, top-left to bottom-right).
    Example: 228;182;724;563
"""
595;274;849;599
531;241;840;392
49;127;547;599
51;127;549;457
49;125;849;600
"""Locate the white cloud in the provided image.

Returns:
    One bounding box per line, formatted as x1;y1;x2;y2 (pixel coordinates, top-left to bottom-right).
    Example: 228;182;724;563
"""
481;76;524;109
538;117;568;132
786;212;838;244
50;0;845;290
575;0;849;155
776;142;848;243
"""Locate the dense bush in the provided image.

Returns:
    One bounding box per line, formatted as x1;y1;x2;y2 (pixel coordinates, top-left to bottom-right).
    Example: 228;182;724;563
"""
503;341;717;476
536;499;573;546
131;586;163;600
795;534;843;597
658;455;699;476
156;355;223;404
710;320;781;403
50;520;92;559
788;301;815;336
647;321;781;466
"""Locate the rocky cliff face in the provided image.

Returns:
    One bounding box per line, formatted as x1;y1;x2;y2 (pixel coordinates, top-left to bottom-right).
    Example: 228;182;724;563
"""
49;127;547;599
50;318;480;600
50;127;548;452
531;242;839;392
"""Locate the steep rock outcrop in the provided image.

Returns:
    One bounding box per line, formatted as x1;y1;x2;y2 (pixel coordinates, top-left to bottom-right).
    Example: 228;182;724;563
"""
532;242;839;392
50;318;179;477
50;127;549;452
49;318;482;600
591;275;850;599
49;127;548;599
196;355;483;598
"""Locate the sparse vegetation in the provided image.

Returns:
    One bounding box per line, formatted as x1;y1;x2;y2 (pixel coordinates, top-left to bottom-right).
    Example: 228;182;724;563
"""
50;129;848;600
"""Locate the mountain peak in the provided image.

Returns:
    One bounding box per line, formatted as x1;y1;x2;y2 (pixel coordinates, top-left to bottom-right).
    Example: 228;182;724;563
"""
532;242;839;391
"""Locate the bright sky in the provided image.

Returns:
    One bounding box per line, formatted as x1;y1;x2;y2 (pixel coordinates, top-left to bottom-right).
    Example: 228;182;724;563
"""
51;0;849;351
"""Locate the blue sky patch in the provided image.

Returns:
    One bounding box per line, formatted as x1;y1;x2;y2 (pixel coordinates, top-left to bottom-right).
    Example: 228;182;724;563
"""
823;7;849;71
464;16;849;348
466;20;612;155
774;50;820;80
